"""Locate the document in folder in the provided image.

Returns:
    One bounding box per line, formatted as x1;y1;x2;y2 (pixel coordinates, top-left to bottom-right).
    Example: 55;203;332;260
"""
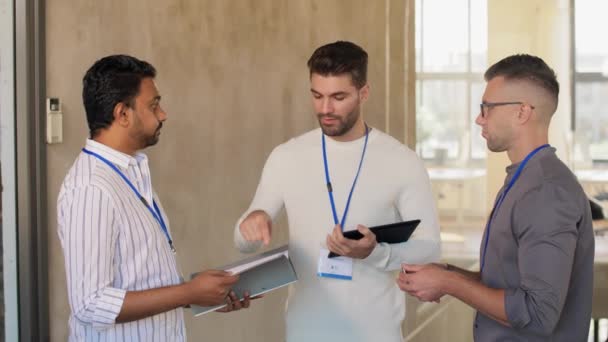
191;245;298;316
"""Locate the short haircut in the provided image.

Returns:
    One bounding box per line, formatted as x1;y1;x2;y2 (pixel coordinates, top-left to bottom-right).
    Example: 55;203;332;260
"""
82;54;156;138
485;54;559;107
307;41;368;89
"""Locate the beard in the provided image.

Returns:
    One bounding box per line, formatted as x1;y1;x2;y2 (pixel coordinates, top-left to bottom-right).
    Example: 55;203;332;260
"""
131;114;162;149
144;121;162;147
317;107;360;137
486;140;502;152
484;128;511;153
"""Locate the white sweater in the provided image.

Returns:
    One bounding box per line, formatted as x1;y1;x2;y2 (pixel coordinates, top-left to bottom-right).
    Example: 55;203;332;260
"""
234;128;441;342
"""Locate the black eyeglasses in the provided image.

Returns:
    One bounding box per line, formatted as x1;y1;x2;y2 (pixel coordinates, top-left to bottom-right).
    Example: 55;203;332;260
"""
479;102;535;118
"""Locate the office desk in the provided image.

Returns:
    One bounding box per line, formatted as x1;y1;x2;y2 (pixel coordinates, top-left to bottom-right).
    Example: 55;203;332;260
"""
576;170;608;183
576;169;608;196
428;168;486;226
594;219;608;235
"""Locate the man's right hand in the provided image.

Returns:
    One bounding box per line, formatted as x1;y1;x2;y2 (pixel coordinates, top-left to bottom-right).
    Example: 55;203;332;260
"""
185;270;239;306
239;210;272;246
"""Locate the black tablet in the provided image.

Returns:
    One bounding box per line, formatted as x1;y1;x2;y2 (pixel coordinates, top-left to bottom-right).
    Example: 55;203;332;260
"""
328;219;421;258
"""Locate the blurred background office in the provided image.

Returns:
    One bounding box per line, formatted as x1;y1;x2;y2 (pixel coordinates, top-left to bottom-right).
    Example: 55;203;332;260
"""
0;0;606;341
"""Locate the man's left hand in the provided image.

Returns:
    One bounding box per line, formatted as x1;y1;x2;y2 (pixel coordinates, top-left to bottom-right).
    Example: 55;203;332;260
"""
216;291;261;313
326;224;377;259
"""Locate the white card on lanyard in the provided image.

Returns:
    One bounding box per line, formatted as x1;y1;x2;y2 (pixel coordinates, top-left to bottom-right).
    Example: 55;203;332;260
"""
317;248;353;280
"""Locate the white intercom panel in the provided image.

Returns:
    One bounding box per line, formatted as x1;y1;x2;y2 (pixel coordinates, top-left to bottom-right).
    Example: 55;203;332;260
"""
46;97;63;144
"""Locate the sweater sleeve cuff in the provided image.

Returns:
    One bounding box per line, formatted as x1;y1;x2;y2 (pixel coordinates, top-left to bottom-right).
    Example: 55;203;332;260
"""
361;243;390;269
92;287;127;330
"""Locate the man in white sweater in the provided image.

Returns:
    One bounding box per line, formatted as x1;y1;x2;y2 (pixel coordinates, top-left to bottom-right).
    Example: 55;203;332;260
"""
234;41;441;342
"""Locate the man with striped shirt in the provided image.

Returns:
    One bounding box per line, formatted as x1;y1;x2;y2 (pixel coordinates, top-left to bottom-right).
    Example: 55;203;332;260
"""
58;55;250;341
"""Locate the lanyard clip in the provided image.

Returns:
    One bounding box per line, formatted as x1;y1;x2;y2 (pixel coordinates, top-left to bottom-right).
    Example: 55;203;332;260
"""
139;196;149;207
169;241;176;254
326;182;333;192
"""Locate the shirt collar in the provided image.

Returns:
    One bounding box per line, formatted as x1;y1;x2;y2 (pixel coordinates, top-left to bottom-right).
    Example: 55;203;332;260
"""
505;146;554;175
503;146;555;187
85;139;148;169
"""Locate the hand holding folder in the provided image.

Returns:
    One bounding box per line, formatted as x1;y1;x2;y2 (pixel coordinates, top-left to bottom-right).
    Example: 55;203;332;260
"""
191;245;298;316
187;270;239;307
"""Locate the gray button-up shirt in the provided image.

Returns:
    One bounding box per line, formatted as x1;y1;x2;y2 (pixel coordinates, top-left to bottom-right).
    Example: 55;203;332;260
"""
475;147;594;341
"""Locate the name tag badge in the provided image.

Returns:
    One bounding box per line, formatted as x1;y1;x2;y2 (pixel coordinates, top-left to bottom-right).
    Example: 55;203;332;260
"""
317;248;353;280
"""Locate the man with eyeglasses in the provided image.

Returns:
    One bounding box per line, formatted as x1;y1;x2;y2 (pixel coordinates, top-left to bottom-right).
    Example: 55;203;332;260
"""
397;54;594;341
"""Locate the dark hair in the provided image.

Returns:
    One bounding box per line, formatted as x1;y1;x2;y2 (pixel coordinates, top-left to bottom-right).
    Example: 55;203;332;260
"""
307;41;368;89
484;54;559;104
82;54;156;138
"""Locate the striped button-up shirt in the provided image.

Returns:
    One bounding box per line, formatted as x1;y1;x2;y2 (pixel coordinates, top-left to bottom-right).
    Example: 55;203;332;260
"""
57;139;186;341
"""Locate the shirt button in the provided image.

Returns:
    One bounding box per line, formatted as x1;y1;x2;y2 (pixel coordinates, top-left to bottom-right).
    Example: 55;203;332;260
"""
474;324;479;329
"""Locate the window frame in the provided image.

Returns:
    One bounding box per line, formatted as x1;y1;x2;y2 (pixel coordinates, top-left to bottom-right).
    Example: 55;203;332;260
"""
416;0;486;165
572;0;608;166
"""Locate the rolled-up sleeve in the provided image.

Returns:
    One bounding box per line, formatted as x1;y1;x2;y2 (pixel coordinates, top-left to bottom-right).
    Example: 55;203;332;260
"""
58;185;126;330
506;183;579;335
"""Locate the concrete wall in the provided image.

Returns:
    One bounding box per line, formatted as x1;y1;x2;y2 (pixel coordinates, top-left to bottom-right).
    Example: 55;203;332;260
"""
45;1;413;340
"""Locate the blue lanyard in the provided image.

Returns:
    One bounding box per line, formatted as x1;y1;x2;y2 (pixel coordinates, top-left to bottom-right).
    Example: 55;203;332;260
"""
82;148;175;253
322;124;370;230
480;144;550;273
